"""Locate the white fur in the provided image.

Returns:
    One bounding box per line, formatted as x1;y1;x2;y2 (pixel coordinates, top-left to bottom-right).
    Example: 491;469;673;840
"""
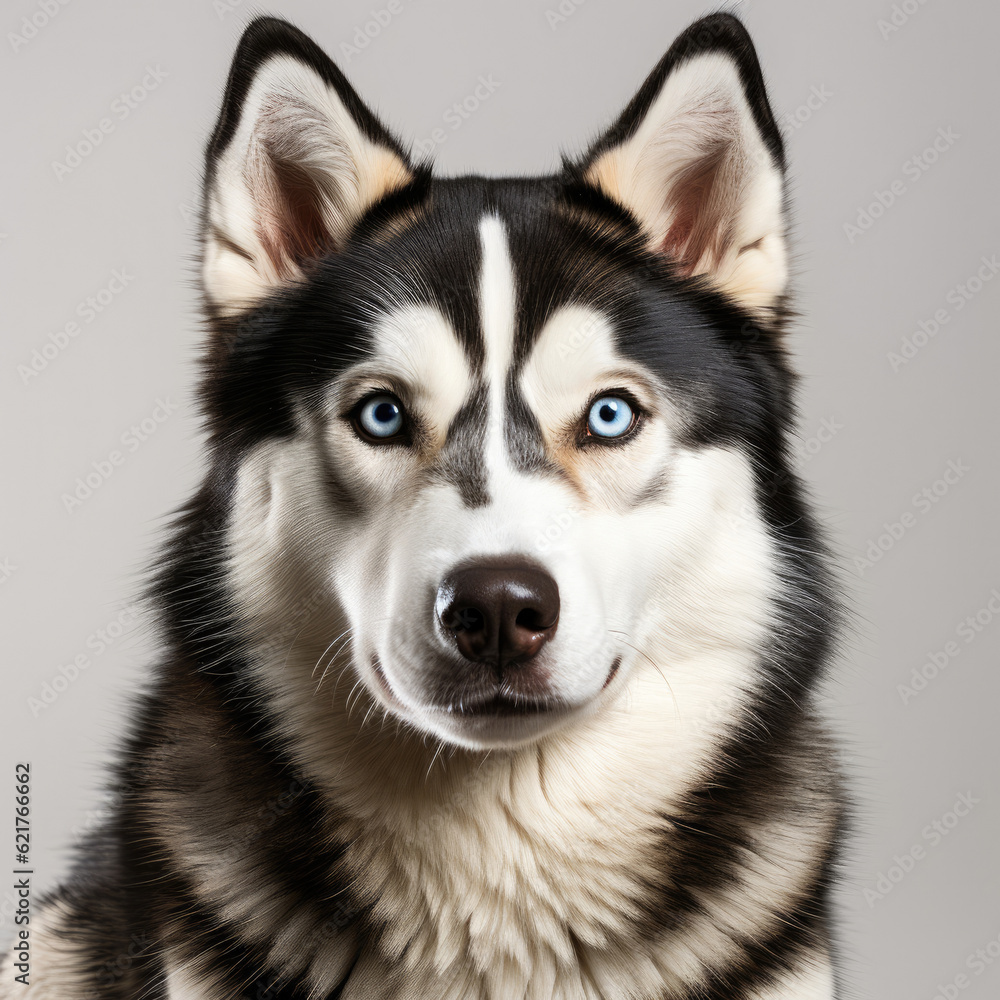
751;951;837;1000
164;959;212;1000
479;215;518;487
0;903;91;999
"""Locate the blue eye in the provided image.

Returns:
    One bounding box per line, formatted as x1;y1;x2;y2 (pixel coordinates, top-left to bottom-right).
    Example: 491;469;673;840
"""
587;396;635;439
357;394;404;440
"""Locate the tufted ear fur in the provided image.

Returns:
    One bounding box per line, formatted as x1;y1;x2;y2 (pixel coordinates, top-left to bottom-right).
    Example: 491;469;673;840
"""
580;14;788;315
201;17;413;315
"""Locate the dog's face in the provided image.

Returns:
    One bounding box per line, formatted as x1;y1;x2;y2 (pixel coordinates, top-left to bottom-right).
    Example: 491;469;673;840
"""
202;17;794;750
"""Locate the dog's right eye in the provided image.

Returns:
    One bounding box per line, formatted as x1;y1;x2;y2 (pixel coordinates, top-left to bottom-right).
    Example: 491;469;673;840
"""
353;394;406;443
586;395;638;440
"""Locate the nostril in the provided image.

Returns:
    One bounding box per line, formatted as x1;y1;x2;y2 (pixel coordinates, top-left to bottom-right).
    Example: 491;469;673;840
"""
437;558;560;666
514;607;557;633
450;606;485;633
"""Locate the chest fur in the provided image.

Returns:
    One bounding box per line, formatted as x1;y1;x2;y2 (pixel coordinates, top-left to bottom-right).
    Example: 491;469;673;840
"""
337;757;675;999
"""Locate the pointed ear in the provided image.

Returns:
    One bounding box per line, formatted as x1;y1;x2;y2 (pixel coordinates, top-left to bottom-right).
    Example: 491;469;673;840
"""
201;17;414;315
580;14;788;315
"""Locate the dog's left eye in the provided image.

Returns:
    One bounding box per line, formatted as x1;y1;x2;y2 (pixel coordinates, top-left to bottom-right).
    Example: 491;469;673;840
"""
355;394;406;441
586;396;636;439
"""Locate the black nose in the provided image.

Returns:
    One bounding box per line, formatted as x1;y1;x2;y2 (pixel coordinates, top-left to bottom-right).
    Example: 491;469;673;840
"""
437;560;560;668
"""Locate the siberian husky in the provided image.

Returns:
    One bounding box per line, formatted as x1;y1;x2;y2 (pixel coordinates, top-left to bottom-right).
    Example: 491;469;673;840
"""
4;13;844;999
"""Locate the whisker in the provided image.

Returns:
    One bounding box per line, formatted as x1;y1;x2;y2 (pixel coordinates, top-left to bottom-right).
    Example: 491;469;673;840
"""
606;630;678;717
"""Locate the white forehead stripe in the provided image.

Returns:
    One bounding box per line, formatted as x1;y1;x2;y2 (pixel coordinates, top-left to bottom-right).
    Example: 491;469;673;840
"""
477;215;518;480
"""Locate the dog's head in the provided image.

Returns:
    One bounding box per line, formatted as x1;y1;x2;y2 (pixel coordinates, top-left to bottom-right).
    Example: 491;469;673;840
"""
197;16;810;752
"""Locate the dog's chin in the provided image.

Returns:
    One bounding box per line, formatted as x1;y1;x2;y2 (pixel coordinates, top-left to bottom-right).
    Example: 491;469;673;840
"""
420;699;578;750
369;656;622;751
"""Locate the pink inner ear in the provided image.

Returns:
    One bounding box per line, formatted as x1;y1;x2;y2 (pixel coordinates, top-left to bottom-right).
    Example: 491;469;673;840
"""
255;154;335;278
661;211;697;277
659;139;735;277
246;94;340;279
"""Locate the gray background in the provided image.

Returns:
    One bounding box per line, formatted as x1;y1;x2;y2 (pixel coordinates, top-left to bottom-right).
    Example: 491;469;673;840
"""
1;0;997;996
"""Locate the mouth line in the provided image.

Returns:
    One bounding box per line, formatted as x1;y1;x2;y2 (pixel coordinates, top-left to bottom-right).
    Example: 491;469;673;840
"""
603;656;622;689
372;653;624;720
370;654;402;706
443;693;563;718
444;655;623;718
371;655;558;718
